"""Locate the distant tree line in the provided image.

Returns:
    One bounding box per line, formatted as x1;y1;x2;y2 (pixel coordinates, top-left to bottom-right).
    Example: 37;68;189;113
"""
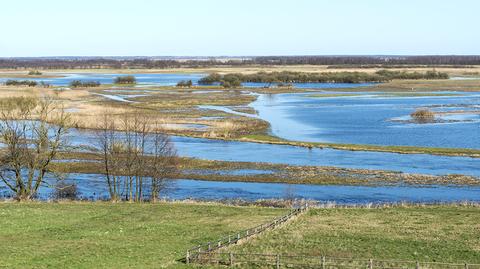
253;56;480;66
2;56;480;70
0;58;248;70
199;70;449;85
69;80;101;88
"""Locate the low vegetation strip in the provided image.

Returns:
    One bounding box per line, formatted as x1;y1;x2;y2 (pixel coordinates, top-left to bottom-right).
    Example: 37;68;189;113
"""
198;70;449;85
194;252;480;268
186;205;308;264
241;134;480;158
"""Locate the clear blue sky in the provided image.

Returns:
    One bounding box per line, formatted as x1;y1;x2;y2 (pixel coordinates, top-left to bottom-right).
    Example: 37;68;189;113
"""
1;0;479;57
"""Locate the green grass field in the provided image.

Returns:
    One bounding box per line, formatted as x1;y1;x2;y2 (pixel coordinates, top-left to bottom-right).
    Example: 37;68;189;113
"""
0;202;286;268
231;205;480;264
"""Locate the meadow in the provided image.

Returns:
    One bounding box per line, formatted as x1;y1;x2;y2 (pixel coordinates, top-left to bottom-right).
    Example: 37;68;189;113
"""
2;203;479;268
231;205;480;264
0;202;286;268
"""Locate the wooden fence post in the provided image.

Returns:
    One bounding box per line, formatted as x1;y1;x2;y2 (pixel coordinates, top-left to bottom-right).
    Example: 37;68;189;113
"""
321;256;325;269
208;242;211;251
228;235;231;244
465;263;468;269
416;261;419;269
276;254;280;269
369;258;373;269
186;250;190;264
229;252;234;267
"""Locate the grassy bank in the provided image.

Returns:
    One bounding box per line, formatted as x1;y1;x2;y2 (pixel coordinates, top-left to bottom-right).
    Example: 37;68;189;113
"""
241;134;480;158
50;152;480;186
0;202;285;268
231;205;480;264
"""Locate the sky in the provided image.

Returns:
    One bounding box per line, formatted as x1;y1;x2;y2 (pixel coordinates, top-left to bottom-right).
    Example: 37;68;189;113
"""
1;0;479;57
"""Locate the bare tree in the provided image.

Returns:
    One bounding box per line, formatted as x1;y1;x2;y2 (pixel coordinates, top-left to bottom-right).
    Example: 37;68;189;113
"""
96;111;177;202
0;96;70;201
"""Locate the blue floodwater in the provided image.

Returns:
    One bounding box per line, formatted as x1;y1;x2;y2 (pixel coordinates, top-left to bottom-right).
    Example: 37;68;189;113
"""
66;128;480;177
0;73;206;86
0;73;374;89
1;173;478;204
252;91;480;149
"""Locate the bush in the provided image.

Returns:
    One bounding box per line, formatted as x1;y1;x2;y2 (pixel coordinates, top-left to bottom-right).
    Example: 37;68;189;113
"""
28;70;42;75
114;75;136;84
69;80;100;88
176;80;193;87
51;182;79;200
5;80;37;87
411;109;435;123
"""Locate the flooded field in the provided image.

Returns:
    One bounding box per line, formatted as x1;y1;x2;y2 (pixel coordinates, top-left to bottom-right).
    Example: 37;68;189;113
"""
0;73;206;86
252;91;480;149
1;173;478;204
67;128;480;176
0;72;374;88
1;72;480;203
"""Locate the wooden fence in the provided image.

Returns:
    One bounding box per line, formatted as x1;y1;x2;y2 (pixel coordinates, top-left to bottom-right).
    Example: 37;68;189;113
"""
186;204;478;268
186;205;308;264
193;252;480;269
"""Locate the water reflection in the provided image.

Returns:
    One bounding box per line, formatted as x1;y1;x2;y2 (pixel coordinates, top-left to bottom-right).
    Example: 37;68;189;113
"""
1;173;478;204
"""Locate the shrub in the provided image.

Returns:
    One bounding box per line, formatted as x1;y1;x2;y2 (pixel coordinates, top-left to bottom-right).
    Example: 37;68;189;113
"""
5;80;38;87
28;70;42;75
411;109;435;123
176;80;193;87
114;75;136;84
51;182;79;200
69;80;100;88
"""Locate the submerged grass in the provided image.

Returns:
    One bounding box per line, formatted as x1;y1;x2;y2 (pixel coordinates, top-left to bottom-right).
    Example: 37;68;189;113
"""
50;153;480;186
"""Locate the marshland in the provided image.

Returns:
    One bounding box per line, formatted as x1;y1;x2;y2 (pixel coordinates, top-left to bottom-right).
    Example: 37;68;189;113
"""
1;61;480;204
2;46;480;269
5;0;480;267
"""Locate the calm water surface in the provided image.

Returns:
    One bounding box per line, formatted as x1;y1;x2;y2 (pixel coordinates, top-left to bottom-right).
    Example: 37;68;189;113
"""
67;128;480;176
0;73;375;89
1;173;478;204
0;73;206;86
251;91;480;149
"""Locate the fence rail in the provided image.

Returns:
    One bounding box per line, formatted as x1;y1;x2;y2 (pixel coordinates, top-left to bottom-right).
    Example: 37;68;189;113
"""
186;205;308;264
194;251;480;269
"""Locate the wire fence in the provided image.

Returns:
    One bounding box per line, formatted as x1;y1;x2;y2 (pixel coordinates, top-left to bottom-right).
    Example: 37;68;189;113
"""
194;252;480;269
186;204;479;268
186;205;309;264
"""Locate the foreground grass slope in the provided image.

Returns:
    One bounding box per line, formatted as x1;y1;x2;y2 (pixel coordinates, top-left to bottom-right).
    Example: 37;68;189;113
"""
0;202;285;268
233;206;480;264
